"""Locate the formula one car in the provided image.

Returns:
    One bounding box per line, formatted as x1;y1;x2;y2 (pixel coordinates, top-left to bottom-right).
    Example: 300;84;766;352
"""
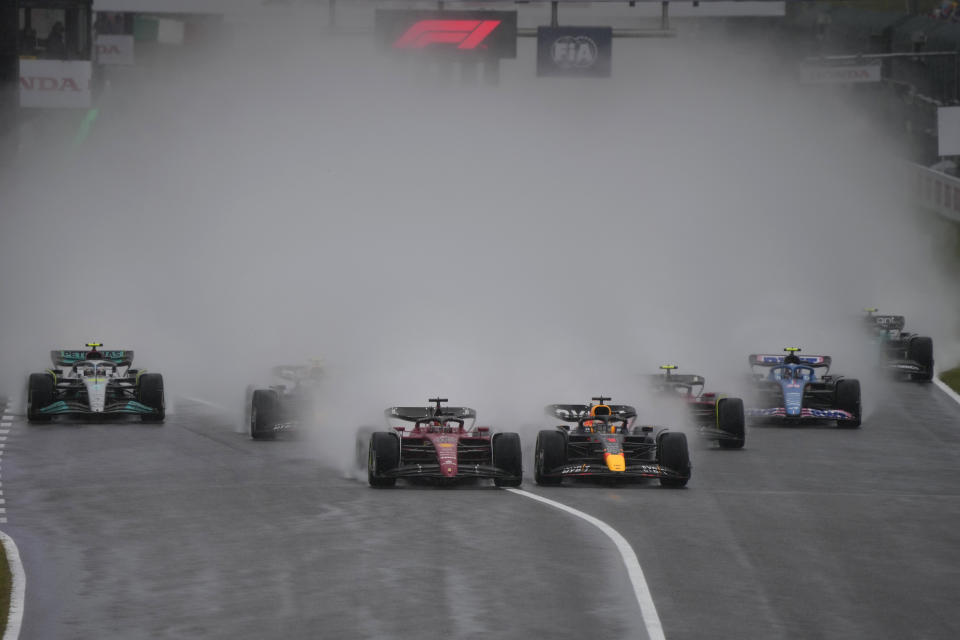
246;362;324;440
365;398;522;487
745;348;861;428
863;308;934;381
534;397;691;487
649;365;745;449
27;343;164;423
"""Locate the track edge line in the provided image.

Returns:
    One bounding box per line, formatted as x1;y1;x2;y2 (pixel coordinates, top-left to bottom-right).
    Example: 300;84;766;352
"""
933;377;960;407
505;487;666;640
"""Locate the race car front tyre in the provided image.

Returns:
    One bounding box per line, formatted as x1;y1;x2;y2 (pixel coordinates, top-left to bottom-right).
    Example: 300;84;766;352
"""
658;432;691;488
716;397;746;449
492;432;523;487
368;432;400;488
138;373;165;423
27;373;55;423
534;430;566;486
835;378;862;428
250;389;277;440
908;336;934;381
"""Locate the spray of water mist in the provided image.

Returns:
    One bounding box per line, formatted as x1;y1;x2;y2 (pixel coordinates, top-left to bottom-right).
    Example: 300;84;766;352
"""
0;9;956;471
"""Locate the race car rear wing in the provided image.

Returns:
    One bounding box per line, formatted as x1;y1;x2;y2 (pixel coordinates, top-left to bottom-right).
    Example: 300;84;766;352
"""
749;354;831;368
870;315;906;330
50;350;133;366
385;406;478;422
547;404;638;422
649;373;705;387
271;365;323;381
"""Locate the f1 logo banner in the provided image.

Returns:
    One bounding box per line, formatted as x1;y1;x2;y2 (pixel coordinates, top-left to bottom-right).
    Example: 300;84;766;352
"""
376;10;517;59
537;27;612;77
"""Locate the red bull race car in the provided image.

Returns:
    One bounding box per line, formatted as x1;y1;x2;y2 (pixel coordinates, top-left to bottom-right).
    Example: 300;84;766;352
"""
365;398;522;487
649;365;745;449
534;397;691;487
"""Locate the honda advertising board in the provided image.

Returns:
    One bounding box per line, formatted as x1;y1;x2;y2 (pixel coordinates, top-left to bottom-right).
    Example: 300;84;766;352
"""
95;34;135;65
799;60;881;84
375;10;517;59
19;59;93;109
537;27;612;77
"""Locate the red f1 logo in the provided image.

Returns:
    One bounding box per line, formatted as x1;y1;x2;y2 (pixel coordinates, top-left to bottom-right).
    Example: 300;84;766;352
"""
394;20;502;50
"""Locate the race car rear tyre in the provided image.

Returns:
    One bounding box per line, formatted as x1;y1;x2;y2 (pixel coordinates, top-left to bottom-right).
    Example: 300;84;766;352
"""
908;337;934;382
27;373;55;423
534;430;566;486
368;432;399;488
492;432;523;487
716;397;745;450
250;389;278;440
138;373;165;423
658;432;691;488
835;379;861;428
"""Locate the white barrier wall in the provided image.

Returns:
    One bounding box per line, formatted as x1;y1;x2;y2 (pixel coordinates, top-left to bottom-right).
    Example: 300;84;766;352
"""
914;164;960;224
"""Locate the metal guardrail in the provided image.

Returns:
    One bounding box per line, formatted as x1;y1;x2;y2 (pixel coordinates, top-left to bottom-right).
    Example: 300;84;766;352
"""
913;163;960;224
517;27;675;37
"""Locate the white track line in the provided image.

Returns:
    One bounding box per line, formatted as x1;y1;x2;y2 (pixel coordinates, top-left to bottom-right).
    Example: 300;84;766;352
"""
934;377;960;407
0;531;24;640
505;488;666;640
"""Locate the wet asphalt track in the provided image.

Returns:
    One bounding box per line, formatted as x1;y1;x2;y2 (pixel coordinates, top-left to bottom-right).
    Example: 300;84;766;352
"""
3;380;960;640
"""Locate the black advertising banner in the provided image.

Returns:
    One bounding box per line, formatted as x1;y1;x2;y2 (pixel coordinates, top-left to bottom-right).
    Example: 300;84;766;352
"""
537;27;613;77
375;10;517;59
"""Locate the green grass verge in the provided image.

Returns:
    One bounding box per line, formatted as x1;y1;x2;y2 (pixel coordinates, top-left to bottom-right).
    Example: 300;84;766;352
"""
941;366;960;394
0;539;10;634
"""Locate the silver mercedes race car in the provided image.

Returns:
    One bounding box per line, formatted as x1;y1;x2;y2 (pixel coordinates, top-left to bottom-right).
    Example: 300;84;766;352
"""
27;343;165;423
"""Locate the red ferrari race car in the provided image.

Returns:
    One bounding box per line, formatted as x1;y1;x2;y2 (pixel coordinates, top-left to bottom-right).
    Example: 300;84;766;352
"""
649;365;745;449
363;398;522;488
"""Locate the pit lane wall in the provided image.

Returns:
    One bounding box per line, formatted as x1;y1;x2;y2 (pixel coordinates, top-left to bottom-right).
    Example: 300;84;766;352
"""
913;163;960;224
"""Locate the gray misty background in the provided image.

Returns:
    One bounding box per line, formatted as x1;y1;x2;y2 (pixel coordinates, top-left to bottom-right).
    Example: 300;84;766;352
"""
1;7;957;466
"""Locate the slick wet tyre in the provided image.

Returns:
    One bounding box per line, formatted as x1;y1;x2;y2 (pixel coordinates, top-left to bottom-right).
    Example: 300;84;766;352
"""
368;432;399;488
27;372;55;423
492;432;523;487
717;397;746;449
250;389;277;440
658;432;691;488
908;337;934;382
138;373;165;423
534;430;566;486
835;379;862;428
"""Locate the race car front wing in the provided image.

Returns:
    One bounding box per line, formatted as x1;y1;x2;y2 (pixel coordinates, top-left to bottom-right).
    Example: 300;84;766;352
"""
541;461;689;481
38;400;160;416
385;463;516;480
746;407;855;421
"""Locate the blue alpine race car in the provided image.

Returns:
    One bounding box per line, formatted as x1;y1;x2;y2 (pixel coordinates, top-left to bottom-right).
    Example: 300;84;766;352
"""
745;348;861;428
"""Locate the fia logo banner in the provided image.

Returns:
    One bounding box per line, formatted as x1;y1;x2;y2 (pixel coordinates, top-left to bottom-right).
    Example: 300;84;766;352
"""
537;27;612;77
